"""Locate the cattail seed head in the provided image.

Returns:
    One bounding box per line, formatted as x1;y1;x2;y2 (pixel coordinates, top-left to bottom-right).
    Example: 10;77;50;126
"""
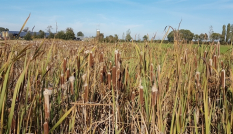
82;73;87;82
209;59;212;75
100;70;103;83
77;56;80;71
131;91;135;102
214;55;217;69
221;70;225;88
196;72;200;87
99;52;104;63
84;83;88;102
139;86;144;105
43;90;51;121
63;58;67;74
152;83;158;106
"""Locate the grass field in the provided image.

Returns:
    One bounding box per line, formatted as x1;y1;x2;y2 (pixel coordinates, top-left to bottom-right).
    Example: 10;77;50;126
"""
0;39;233;133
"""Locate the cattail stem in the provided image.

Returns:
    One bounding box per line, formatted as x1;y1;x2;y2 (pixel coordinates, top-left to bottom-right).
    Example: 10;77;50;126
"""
108;72;111;89
112;66;116;88
100;69;103;83
117;69;120;90
150;64;154;85
221;60;224;69
209;59;212;75
139;86;144;106
63;58;67;74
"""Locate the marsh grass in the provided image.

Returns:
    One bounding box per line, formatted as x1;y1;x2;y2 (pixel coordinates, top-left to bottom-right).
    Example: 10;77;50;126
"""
1;21;233;133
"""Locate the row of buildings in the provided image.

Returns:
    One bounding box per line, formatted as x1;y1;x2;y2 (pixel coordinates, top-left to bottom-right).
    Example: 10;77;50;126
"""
0;30;102;40
0;31;51;39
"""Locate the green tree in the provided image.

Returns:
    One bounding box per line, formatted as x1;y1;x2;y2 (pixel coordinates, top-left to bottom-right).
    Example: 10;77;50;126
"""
210;33;221;41
114;34;118;42
32;32;37;39
77;31;84;36
167;31;175;42
0;27;9;32
193;34;199;42
220;25;226;42
38;30;45;38
24;32;32;40
143;35;148;41
66;27;75;40
56;31;66;39
99;33;104;42
167;29;194;42
46;25;53;33
199;33;205;42
23;27;29;32
48;32;54;39
209;25;214;41
230;24;233;43
226;23;231;43
179;29;194;41
125;29;132;41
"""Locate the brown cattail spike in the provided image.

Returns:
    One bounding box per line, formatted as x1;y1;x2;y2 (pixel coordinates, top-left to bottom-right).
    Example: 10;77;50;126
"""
69;76;75;95
100;52;104;62
214;55;217;69
196;72;200;87
209;59;212;75
77;56;80;71
151;83;158;107
100;69;103;83
63;58;67;74
221;70;225;88
84;83;88;102
43;89;52;121
89;52;93;68
139;86;144;106
131;91;135;102
44;122;49;134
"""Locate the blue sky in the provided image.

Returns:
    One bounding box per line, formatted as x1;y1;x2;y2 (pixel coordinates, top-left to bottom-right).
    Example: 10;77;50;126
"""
1;0;233;39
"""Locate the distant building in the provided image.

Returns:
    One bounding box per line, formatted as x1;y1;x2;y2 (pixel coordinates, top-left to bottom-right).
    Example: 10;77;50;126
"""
76;36;84;41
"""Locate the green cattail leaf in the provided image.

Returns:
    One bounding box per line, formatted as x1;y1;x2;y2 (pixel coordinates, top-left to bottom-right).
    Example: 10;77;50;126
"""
49;105;76;132
0;63;12;114
8;60;30;131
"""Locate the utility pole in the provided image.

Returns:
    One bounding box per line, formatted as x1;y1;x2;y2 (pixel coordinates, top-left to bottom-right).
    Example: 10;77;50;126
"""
56;22;58;33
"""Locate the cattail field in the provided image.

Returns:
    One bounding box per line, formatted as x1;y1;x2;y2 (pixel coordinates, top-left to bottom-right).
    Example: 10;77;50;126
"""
0;34;233;134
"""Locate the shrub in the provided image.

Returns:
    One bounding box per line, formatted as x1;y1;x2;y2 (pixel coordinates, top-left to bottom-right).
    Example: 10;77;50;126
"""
24;32;32;40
